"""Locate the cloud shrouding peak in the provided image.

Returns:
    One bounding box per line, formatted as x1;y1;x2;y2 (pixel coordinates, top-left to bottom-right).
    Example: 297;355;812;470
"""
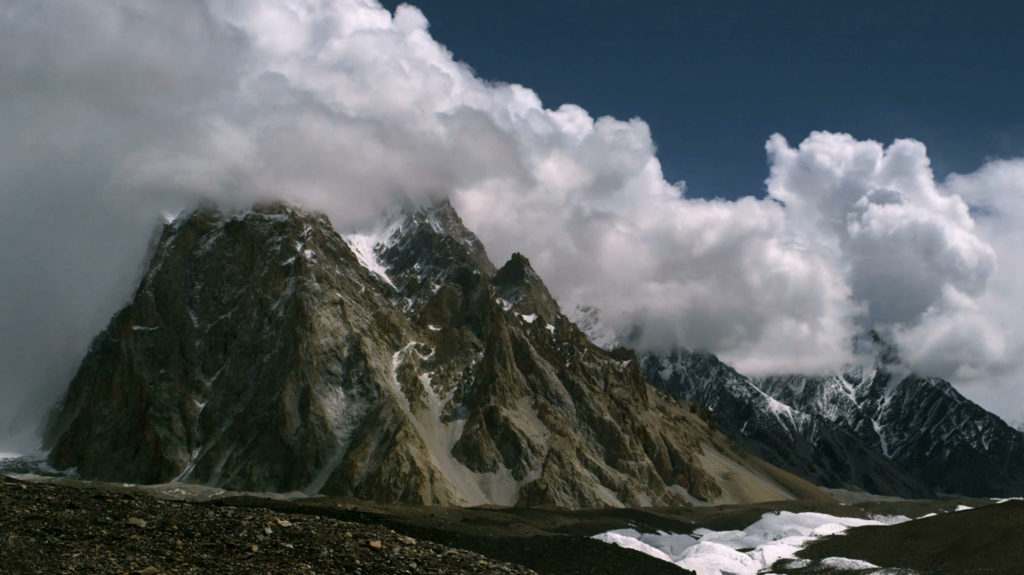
1;0;1023;447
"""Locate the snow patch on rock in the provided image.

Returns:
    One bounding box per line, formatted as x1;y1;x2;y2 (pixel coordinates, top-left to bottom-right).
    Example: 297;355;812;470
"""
344;216;403;289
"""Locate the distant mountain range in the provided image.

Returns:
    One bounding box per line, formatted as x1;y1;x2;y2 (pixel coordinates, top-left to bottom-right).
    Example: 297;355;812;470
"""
637;334;1024;498
44;201;825;508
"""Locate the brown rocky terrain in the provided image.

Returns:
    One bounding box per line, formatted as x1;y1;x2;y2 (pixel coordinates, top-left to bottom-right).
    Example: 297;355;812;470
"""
0;475;690;575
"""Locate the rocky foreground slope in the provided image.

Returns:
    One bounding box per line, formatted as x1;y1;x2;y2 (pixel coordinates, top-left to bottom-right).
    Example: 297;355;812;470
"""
0;475;692;575
44;201;822;508
0;475;536;575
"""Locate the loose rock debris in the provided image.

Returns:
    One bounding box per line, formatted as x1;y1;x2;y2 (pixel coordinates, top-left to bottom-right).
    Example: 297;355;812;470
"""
0;476;541;575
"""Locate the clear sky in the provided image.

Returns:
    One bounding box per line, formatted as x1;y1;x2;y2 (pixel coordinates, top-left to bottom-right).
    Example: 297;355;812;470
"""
381;0;1024;199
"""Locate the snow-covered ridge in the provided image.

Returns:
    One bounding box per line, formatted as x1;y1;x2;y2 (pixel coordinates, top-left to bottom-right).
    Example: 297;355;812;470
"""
606;311;1024;498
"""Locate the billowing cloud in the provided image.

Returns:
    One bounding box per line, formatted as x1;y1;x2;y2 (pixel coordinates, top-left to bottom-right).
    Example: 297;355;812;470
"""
766;132;996;325
2;0;1023;451
761;132;1024;411
913;158;1024;408
454;128;860;376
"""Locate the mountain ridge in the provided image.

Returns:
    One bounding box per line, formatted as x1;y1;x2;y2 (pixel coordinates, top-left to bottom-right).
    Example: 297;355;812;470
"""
636;339;1024;498
569;303;1024;498
44;200;825;508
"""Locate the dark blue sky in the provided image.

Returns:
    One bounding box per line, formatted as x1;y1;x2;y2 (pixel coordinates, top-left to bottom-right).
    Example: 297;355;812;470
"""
381;1;1024;200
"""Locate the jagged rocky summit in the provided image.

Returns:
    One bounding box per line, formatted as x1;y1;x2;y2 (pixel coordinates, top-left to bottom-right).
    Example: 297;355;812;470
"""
640;333;1024;498
45;201;823;508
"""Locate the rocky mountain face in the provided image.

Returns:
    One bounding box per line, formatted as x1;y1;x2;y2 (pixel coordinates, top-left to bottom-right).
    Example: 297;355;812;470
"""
759;368;1024;498
640;350;928;498
641;335;1024;498
45;201;822;508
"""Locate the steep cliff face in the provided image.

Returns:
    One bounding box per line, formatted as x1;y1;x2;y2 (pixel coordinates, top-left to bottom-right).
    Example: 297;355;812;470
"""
46;204;419;496
45;201;820;508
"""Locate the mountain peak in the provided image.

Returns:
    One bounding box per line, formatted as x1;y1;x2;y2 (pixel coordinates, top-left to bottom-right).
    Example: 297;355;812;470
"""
493;252;560;322
368;200;496;309
495;252;532;282
852;329;902;367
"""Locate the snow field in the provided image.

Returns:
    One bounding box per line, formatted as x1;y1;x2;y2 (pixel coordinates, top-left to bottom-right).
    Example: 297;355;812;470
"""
593;510;910;575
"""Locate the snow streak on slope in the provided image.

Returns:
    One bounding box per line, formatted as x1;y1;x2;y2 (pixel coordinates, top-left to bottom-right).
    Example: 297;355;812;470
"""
343;216;403;290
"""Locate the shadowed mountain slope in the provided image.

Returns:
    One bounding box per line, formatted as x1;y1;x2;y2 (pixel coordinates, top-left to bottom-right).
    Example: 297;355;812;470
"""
641;336;1024;498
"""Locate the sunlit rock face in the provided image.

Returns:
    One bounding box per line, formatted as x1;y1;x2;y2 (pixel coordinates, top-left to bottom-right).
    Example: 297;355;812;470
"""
45;200;814;508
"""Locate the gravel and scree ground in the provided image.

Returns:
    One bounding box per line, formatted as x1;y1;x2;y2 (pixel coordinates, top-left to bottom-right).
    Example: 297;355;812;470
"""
4;474;1023;575
0;475;687;575
1;476;535;575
